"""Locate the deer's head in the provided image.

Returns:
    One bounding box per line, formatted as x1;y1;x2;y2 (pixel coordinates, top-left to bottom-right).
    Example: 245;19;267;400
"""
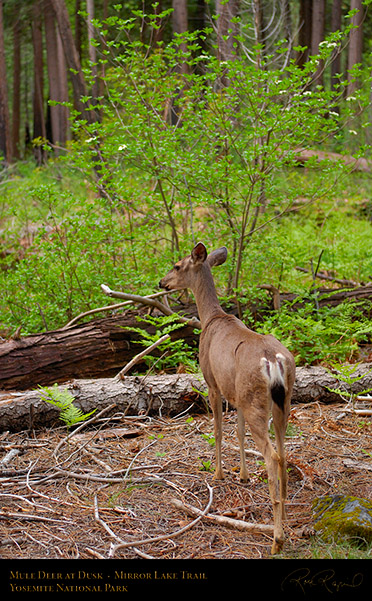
159;242;227;292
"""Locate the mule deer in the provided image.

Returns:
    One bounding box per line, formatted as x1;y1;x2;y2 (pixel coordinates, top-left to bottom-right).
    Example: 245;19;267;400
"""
159;242;295;554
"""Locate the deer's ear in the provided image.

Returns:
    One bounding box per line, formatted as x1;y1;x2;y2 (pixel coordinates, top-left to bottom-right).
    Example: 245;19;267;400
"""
207;246;227;267
191;242;208;264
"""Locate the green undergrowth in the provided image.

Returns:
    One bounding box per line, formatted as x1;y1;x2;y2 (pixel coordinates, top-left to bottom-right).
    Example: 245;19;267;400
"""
1;163;372;368
282;537;372;560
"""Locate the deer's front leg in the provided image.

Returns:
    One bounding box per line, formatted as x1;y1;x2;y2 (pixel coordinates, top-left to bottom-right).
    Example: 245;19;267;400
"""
208;387;224;480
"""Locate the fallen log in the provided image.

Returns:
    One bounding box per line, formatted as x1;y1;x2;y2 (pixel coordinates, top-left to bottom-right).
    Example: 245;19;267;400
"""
0;373;207;432
1;283;372;391
294;148;372;173
1;363;372;432
263;284;372;312
0;310;199;391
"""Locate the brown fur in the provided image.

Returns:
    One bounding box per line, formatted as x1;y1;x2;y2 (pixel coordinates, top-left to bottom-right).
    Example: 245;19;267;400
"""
159;242;296;554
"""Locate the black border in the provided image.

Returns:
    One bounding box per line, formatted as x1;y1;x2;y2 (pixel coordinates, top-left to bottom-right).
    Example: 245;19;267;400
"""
2;558;371;597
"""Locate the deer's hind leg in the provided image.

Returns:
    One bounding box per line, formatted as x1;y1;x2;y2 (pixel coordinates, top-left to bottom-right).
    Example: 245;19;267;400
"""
272;397;290;521
242;397;284;554
237;408;249;482
208;386;224;480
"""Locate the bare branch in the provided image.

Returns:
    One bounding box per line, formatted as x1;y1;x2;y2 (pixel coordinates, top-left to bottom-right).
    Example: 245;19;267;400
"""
62;290;172;329
100;284;201;329
108;481;214;557
171;497;274;535
116;333;170;380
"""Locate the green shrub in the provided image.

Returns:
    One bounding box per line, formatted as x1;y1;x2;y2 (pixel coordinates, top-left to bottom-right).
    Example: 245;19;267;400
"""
252;298;372;366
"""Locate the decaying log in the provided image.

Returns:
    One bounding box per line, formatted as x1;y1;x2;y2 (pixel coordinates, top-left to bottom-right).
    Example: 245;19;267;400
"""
266;284;372;312
0;373;208;432
1;363;372;432
0;311;199;391
294;148;372;173
2;277;372;391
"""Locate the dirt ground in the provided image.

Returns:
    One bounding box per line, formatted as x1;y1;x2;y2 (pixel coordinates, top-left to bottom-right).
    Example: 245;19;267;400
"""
1;399;372;561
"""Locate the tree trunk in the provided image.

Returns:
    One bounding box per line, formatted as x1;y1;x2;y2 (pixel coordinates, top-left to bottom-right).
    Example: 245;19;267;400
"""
172;0;189;75
0;374;208;432
216;0;240;63
330;0;342;91
280;0;292;64
86;0;99;100
2;279;372;391
347;0;363;97
311;0;325;87
2;363;372;432
44;0;70;151
32;0;47;165
0;0;11;164
11;8;21;159
51;0;96;124
293;147;371;172
297;0;312;67
267;283;372;311
251;0;265;52
75;0;83;60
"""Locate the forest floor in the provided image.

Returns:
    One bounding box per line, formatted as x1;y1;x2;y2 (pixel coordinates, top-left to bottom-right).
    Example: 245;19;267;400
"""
1;398;372;563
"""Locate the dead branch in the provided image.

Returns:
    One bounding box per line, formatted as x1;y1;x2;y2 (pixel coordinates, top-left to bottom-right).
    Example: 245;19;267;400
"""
100;284;201;330
116;333;170;380
62;290;174;329
4;363;372;433
295;266;358;287
0;511;71;524
343;458;372;471
53;403;117;461
170;497;274;535
93;495;155;559
0;449;20;466
108;481;214;557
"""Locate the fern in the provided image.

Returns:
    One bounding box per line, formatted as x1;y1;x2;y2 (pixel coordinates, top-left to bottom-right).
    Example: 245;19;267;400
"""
123;313;198;372
38;384;96;429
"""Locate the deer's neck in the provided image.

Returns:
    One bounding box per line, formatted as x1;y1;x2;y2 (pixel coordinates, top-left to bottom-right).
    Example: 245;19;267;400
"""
192;265;224;329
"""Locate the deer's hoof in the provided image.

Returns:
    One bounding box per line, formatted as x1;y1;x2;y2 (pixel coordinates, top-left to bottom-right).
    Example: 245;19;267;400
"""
271;537;284;555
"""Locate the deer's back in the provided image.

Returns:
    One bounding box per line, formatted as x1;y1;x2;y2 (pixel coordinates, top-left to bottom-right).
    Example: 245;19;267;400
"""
199;313;294;405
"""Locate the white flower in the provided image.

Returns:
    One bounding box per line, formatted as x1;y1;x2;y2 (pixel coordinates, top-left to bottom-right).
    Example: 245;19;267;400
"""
319;41;337;49
349;130;357;135
118;144;127;151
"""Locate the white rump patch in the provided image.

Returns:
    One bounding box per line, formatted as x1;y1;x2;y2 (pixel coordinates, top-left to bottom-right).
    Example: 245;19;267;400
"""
260;353;286;386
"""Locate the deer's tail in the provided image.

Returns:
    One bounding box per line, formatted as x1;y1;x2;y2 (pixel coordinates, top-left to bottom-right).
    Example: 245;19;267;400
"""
260;353;287;410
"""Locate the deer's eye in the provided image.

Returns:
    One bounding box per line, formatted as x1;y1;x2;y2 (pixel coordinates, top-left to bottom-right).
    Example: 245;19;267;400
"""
174;265;180;271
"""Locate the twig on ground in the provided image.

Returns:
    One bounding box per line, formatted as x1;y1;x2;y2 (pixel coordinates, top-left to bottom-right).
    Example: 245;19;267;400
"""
0;511;71;524
0;449;20;466
108;481;214;557
93;495;155;559
53;403;117;460
170;498;274;535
